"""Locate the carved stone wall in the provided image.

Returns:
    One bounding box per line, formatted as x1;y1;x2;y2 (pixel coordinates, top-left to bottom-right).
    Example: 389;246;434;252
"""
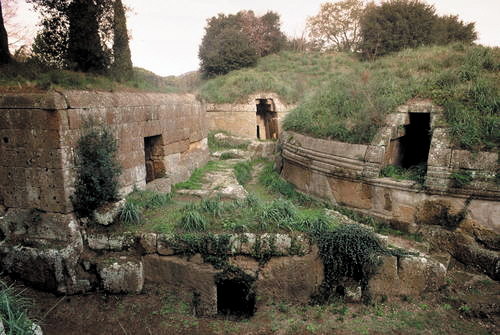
0;91;209;215
280;100;499;234
206;92;294;138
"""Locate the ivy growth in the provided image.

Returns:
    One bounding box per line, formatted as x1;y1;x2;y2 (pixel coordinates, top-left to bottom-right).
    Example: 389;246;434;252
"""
311;224;405;304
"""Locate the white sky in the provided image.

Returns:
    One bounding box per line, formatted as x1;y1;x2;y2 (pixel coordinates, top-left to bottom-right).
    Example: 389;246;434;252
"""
11;0;500;76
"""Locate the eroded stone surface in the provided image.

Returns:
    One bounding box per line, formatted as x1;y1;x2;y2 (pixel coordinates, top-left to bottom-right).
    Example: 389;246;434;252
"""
98;258;144;294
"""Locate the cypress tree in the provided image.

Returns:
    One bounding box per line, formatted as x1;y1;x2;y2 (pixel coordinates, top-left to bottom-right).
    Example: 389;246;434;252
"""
67;0;108;72
0;1;11;65
111;0;133;81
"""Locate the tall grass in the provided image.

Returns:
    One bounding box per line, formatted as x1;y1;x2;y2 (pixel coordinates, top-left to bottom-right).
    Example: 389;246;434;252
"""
234;161;253;185
0;281;38;335
201;44;499;151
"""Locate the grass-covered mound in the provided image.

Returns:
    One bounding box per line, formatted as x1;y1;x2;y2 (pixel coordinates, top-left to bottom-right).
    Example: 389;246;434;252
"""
200;44;500;152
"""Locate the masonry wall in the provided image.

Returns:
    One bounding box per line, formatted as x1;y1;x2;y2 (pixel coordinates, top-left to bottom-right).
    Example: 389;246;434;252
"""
0;91;209;215
206;93;294;138
281;127;500;234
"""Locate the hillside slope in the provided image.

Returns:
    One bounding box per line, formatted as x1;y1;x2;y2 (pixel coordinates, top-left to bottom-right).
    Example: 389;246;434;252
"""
200;44;500;151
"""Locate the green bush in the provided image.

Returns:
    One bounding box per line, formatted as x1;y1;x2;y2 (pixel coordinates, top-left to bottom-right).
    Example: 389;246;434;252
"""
72;121;122;218
380;163;427;184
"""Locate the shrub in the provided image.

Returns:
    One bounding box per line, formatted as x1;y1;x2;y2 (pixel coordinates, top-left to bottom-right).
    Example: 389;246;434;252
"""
72;121;122;218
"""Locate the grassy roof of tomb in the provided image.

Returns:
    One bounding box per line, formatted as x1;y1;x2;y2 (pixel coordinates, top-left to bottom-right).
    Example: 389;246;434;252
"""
200;43;500;152
0;63;197;94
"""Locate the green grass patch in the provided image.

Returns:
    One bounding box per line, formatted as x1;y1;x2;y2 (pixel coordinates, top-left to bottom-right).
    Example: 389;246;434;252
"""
234;161;253;185
174;161;224;190
208;130;250;152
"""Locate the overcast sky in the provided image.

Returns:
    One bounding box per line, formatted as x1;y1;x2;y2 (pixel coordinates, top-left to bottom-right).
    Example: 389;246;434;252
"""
12;0;500;76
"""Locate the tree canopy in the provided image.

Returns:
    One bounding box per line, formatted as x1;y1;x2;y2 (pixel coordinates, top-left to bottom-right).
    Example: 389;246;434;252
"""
199;10;286;77
29;0;132;74
306;0;364;52
359;0;477;59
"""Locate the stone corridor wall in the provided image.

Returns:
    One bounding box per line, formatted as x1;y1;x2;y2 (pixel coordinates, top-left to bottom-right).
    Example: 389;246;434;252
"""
281;129;499;234
206;93;294;138
0;91;209;215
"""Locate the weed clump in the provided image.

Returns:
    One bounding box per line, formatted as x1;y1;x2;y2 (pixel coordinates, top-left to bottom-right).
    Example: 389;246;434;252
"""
0;280;39;335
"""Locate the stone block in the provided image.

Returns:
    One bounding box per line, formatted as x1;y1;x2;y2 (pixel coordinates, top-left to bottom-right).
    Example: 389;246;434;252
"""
142;254;219;316
87;233;109;250
99;258;144;294
157;233;175;255
256;246;323;305
139;233;157;254
364;145;385;164
398;256;446;296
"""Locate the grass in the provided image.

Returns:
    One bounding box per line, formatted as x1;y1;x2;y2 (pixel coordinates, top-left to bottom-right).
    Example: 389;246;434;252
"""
207;130;251;152
0;280;38;335
173;160;225;190
200;44;500;152
0;61;187;93
380;163;427;184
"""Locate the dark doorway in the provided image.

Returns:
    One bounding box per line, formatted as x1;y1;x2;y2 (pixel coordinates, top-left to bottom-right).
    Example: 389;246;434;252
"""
400;113;432;168
144;135;165;183
256;99;278;139
217;279;255;317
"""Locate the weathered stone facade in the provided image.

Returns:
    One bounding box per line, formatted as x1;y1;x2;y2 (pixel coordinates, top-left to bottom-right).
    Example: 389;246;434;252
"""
281;100;499;234
0;90;209;294
206;92;294;139
0;90;208;215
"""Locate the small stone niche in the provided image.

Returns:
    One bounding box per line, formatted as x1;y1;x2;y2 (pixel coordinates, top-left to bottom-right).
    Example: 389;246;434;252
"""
144;135;166;183
217;278;256;317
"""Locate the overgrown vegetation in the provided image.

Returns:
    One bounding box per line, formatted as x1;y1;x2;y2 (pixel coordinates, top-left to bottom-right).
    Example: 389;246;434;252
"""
312;224;391;304
71;119;122;218
450;170;474;188
0;280;38;335
201;44;499;152
380;163;427;184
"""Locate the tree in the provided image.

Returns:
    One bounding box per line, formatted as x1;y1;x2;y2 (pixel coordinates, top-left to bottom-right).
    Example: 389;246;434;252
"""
239;10;287;57
67;0;108;72
111;0;133;81
434;15;476;45
359;0;477;59
306;0;365;52
0;0;11;64
199;13;258;77
29;0;114;72
199;10;287;77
